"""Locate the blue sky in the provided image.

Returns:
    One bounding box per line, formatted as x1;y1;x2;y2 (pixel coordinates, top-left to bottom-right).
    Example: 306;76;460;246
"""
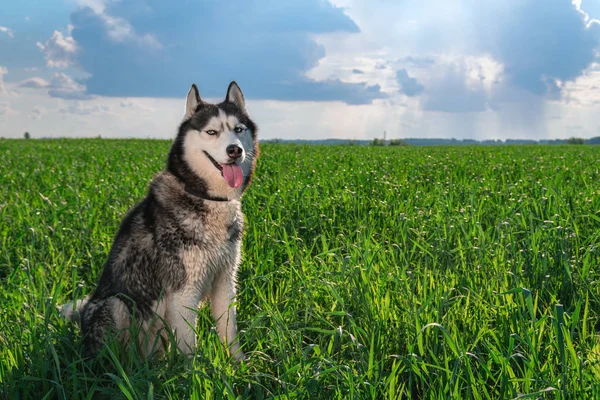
1;0;599;140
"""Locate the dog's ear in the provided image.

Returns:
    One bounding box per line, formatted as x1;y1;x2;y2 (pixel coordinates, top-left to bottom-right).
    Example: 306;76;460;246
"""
185;84;202;119
226;81;246;112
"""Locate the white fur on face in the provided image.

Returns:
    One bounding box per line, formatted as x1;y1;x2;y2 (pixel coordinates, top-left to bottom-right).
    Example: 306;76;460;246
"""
183;109;255;200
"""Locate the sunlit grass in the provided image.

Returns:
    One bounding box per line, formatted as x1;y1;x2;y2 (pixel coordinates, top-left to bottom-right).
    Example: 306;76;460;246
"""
1;139;599;398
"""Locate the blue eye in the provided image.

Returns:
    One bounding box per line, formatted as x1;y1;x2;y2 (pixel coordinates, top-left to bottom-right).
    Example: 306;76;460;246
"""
206;130;217;135
234;126;245;133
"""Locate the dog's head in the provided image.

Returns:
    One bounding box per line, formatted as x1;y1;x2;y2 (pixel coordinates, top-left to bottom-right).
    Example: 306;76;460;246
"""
167;82;258;201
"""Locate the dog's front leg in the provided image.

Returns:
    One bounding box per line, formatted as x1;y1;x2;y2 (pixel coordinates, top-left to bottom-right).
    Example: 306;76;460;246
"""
209;270;245;361
166;290;200;356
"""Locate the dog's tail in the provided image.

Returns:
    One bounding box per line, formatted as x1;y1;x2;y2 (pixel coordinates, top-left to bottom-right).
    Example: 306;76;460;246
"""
58;295;90;324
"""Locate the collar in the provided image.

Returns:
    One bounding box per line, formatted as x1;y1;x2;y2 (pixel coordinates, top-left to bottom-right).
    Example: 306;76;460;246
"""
183;185;230;202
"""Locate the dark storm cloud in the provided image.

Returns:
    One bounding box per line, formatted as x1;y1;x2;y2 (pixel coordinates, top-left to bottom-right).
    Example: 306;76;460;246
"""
68;0;385;104
396;69;424;97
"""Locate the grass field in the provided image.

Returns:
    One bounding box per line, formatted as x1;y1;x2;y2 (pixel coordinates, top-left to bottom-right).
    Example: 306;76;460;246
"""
1;138;599;399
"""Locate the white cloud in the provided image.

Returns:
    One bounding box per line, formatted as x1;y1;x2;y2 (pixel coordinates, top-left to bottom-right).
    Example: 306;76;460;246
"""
17;73;91;100
404;54;504;91
0;26;14;38
307;32;396;92
59;102;109;116
0;87;598;141
36;30;78;68
0;99;16;126
0;66;7;93
74;0;161;49
18;77;50;89
309;46;506;112
560;63;600;106
330;0;597;96
0;92;182;139
420;59;489;113
47;73;90;100
29;106;44;120
463;56;504;93
119;99;155;113
0;102;12;116
573;0;600;27
105;17;161;48
74;0;107;14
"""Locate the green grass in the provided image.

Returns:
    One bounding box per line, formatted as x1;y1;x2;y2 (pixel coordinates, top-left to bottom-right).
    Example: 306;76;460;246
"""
1;138;599;399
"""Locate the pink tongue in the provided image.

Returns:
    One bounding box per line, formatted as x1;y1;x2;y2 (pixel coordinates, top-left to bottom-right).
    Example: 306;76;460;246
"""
220;163;244;188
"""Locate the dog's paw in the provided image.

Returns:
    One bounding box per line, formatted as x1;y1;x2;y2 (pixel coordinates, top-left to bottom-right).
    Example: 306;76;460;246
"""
58;297;89;323
232;350;246;363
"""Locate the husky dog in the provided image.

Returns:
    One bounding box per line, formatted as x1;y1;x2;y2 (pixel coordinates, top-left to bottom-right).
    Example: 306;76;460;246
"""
60;82;258;361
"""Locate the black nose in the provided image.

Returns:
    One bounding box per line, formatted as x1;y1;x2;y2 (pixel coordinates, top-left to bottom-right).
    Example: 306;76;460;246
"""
226;145;243;159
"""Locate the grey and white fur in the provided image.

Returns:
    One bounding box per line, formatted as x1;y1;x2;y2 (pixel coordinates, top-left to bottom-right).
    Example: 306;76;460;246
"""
59;81;258;361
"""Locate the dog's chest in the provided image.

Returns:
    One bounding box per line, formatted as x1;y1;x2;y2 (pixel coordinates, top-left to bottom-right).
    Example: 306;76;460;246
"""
178;201;243;287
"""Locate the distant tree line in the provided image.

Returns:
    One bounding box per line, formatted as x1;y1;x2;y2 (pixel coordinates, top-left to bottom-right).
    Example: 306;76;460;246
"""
12;133;600;145
265;137;600;146
566;137;584;145
370;138;408;146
